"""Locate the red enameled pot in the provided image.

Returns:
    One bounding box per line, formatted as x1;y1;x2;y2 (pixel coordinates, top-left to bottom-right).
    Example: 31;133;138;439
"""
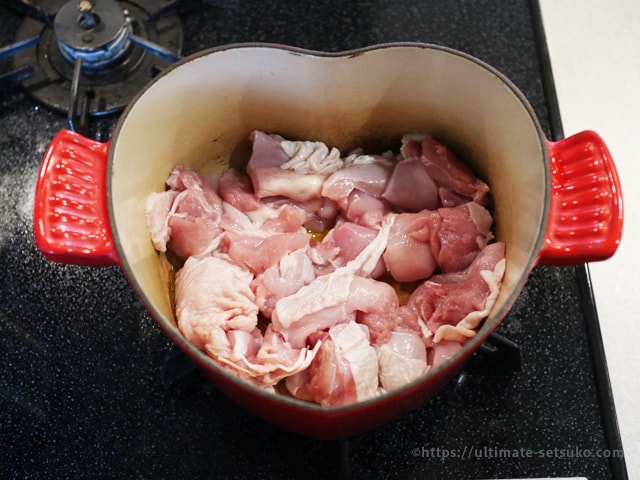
33;43;623;439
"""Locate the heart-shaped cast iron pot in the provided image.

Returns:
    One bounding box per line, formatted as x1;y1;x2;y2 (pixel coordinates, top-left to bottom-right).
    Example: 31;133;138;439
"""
33;43;623;439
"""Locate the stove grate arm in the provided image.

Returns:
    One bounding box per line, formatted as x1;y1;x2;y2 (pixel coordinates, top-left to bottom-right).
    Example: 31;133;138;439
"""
5;0;54;25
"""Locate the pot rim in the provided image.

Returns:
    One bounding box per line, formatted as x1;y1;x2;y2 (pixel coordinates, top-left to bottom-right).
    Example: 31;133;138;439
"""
106;41;550;414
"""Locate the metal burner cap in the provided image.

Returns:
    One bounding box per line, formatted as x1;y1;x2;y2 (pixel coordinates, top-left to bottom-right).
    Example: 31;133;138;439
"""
54;0;127;52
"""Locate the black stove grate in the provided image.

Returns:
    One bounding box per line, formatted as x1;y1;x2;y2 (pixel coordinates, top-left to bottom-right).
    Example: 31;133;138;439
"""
2;0;187;122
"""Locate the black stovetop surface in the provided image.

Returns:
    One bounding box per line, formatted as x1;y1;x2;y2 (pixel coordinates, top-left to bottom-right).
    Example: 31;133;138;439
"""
0;1;627;479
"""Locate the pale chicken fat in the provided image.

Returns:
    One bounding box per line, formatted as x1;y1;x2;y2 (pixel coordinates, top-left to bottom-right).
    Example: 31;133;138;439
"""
331;321;379;402
145;190;177;252
377;331;428;392
175;253;258;350
216;327;322;388
279;139;343;174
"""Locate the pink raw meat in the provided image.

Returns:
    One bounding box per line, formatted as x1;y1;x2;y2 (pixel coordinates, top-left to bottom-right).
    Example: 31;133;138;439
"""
383;211;437;282
322;161;392;209
308;221;385;277
382;157;439;211
429;202;494;273
398;134;490;207
145;166;224;259
286;321;378;407
247;130;328;201
147;130;505;405
408;241;506;343
224;231;310;274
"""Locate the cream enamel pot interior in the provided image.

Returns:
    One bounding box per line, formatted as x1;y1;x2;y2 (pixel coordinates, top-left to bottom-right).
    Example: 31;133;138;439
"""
33;43;623;439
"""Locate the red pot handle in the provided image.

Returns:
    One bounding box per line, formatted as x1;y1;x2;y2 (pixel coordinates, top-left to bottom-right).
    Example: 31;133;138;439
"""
538;130;623;266
33;129;120;267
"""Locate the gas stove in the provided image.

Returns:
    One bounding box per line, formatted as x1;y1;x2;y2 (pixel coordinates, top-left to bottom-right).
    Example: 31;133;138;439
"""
0;1;628;478
3;0;187;134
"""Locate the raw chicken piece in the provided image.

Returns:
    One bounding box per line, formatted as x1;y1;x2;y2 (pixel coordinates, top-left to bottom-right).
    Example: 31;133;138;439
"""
219;167;310;232
276;275;399;350
382;157;439;212
177;252;319;388
165;165;221;193
343;190;389;227
286;321;378;407
408;241;506;344
259;204;309;233
383;211;437;282
224;231;310;274
308;221;385;277
246;130;290;168
247;131;330;201
296;197;340;233
429;340;464;369
220;200;307;235
429;202;494;273
382;202;494;282
252;248;316;318
349;276;399;318
278;304;356;351
398;134;490;207
175;253;259;350
249;325;322;386
204;328;263;383
272;216;395;347
219;168;262;212
251;169;327;201
377;331;428;392
146;189;178;252
322;161;393;208
356;304;424;347
210;325;321;388
145;166;224;259
254;196;338;234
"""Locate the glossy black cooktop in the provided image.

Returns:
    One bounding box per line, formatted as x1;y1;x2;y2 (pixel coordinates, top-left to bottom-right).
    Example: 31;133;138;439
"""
0;1;627;478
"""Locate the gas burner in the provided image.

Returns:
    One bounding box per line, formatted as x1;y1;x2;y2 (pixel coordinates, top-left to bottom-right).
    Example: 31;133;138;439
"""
55;0;135;73
7;0;184;117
